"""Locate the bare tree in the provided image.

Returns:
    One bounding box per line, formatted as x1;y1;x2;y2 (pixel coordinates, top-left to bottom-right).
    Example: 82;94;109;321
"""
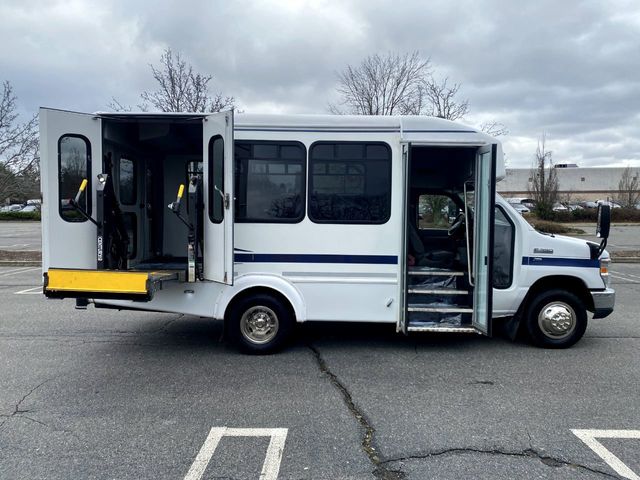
528;134;559;220
616;166;640;208
107;97;133;112
479;121;509;137
110;48;234;113
331;51;505;134
329;52;431;115
0;81;39;202
423;76;469;121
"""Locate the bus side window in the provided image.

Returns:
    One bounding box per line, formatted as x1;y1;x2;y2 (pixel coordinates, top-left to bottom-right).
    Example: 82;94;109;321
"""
308;142;391;224
234;141;306;223
493;206;515;289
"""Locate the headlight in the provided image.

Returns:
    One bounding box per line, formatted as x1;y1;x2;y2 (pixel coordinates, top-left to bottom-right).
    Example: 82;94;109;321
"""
599;258;610;287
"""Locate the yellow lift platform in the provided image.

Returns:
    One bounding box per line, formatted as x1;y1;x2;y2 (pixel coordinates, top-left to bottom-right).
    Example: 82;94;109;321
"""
44;268;181;301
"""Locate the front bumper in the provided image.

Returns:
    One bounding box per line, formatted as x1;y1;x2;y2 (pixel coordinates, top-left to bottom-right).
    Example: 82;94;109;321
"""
591;288;615;319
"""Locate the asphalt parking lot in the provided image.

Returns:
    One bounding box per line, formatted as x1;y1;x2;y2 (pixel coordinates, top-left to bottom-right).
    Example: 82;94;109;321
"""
0;222;41;251
0;264;639;479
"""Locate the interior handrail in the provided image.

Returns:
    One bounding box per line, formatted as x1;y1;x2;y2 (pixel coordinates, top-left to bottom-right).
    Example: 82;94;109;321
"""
464;180;474;287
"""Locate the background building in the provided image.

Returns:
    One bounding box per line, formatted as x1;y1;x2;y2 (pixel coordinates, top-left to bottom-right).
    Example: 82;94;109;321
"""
497;166;640;201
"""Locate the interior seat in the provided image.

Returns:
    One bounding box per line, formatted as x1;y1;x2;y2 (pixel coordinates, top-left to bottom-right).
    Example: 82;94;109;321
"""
408;222;455;268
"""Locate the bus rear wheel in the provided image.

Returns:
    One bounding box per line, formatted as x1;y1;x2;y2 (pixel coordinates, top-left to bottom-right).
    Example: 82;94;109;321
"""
227;293;294;354
524;289;587;348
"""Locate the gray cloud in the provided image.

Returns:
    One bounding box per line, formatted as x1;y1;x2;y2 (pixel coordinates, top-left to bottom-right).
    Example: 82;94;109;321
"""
1;0;638;167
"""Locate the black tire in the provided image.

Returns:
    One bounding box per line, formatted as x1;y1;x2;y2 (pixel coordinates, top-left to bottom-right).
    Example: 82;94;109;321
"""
524;289;588;349
226;293;294;354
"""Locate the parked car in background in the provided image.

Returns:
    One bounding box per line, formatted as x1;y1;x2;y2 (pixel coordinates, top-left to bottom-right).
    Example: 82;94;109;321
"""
512;203;530;214
0;204;23;213
566;204;584;211
552;203;568;212
596;200;621;208
506;197;536;210
19;205;39;213
580;201;598;209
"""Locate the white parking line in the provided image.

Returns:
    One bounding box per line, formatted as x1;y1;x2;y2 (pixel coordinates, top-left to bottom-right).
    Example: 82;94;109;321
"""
612;270;640;280
0;267;34;276
572;429;640;480
15;286;41;295
610;273;640;284
0;267;39;277
184;427;288;480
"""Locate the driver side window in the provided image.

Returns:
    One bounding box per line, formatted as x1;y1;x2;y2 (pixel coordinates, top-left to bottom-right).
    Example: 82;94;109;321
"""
418;194;461;230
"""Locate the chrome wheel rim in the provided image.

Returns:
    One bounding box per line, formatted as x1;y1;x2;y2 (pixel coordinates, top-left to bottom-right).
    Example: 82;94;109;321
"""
537;302;576;339
239;306;279;345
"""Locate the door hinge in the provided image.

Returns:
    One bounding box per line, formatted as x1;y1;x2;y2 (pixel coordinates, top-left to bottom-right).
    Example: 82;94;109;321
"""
223;272;228;283
224;193;230;209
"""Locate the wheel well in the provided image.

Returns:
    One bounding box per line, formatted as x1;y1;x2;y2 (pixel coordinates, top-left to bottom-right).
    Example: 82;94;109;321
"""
223;287;297;323
521;275;594;314
507;275;593;339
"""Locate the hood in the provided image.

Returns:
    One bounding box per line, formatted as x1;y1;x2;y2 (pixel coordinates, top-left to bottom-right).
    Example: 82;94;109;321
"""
527;231;592;259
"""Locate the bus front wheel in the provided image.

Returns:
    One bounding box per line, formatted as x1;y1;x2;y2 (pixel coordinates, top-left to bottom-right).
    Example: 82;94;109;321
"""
524;289;587;348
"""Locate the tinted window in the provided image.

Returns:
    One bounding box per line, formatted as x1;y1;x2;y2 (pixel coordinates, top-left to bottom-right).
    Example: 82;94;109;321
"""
309;142;391;224
494;206;514;289
208;137;224;223
119;157;136;205
58;135;90;222
234;141;305;223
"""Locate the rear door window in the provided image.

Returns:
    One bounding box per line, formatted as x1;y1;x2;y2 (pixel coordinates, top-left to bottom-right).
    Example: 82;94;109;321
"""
58;135;91;222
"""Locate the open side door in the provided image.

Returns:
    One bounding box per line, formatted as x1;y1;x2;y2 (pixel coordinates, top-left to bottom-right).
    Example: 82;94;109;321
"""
203;111;234;284
472;144;497;335
40;108;101;272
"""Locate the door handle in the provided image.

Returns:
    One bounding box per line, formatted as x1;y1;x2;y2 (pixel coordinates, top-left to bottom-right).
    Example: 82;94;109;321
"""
214;185;230;209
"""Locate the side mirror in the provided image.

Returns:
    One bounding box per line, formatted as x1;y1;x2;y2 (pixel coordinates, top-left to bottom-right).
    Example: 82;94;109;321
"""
596;204;610;239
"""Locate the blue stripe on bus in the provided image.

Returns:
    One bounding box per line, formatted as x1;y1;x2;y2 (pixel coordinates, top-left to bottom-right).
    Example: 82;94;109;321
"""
234;253;398;264
522;256;599;268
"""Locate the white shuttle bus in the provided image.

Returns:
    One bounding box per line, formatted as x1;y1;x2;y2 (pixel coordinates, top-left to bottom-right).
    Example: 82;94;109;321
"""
39;108;615;353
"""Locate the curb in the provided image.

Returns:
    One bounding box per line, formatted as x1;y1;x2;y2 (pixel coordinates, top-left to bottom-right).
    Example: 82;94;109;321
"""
0;260;41;267
0;250;42;267
611;257;640;264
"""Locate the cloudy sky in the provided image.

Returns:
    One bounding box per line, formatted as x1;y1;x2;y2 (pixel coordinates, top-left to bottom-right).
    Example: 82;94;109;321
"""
1;0;639;168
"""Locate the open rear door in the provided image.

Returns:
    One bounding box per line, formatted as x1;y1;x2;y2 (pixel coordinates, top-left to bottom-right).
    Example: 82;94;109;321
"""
40;108;101;272
203;111;234;284
472;144;497;335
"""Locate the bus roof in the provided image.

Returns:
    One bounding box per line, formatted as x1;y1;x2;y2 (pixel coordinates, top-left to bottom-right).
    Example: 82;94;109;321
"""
95;111;497;142
92;110;504;178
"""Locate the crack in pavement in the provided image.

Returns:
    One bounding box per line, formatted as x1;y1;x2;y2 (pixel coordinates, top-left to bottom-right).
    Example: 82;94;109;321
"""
0;378;53;431
307;347;621;480
308;344;405;480
380;446;621;479
148;314;184;335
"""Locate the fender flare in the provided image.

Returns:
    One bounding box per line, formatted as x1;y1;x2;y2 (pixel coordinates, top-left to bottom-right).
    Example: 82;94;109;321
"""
213;273;307;322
